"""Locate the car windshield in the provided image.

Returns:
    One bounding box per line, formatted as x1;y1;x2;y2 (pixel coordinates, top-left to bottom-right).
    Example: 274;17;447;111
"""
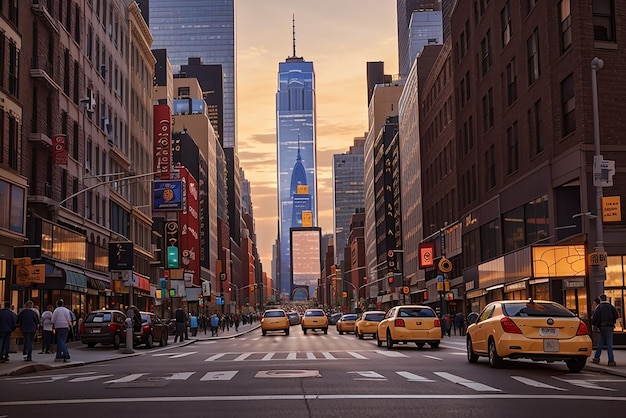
503;302;575;318
342;314;357;321
86;312;111;323
264;311;285;318
398;308;435;318
306;310;324;317
364;313;385;322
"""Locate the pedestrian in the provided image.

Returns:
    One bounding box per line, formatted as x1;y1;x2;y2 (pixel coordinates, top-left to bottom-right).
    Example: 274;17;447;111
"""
17;301;40;361
0;302;17;363
442;314;452;337
591;294;619;366
199;313;207;335
454;312;465;336
190;312;198;336
126;305;142;332
40;305;54;354
51;299;73;362
234;313;240;332
173;307;186;343
210;313;219;336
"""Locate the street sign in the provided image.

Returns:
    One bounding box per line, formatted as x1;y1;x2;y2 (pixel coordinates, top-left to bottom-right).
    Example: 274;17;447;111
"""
220;272;227;281
402;286;410;295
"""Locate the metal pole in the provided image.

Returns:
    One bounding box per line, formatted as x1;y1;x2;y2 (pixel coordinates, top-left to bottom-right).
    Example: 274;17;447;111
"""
591;57;606;299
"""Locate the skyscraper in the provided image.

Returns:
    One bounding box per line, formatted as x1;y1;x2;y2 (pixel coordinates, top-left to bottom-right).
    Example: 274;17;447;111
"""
276;36;318;298
397;0;442;79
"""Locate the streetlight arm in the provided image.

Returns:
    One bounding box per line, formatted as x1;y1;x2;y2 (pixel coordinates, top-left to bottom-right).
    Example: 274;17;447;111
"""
58;171;159;206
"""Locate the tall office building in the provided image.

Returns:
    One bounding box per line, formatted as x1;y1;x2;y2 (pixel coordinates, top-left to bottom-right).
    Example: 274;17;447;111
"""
332;138;365;267
408;11;443;60
276;43;318;297
397;0;441;78
142;0;236;150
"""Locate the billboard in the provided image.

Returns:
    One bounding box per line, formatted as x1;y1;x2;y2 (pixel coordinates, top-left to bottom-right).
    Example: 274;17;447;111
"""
108;241;134;270
179;167;200;286
153;180;183;210
418;242;435;269
290;227;321;301
52;134;68;165
153;104;172;179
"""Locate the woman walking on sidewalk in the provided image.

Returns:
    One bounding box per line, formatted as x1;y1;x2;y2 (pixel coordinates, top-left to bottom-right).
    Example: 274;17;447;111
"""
40;305;54;354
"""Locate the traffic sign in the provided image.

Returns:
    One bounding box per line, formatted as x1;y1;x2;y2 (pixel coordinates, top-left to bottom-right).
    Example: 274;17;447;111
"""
402;286;410;295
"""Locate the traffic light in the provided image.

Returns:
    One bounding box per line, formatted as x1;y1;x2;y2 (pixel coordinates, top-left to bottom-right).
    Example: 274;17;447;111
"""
166;246;179;268
388;275;395;286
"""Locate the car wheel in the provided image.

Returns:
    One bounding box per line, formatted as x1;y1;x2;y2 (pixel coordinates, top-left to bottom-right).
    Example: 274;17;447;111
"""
113;334;121;350
303;328;307;335
262;329;267;336
358;331;364;340
86;343;96;348
488;339;503;368
339;330;343;335
466;337;479;363
145;334;153;349
372;333;377;340
566;357;587;373
324;328;328;335
429;341;440;349
160;333;167;347
376;333;383;347
386;330;395;349
285;328;289;336
416;343;424;349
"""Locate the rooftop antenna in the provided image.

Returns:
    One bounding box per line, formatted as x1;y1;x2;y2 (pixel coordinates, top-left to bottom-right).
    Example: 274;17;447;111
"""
297;133;302;161
292;14;297;58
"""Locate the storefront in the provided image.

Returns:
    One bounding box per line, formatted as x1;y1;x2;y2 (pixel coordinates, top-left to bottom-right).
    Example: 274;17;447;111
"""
605;256;625;341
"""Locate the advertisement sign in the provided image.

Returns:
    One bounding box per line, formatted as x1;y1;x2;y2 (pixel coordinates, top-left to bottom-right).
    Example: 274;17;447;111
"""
108;241;134;270
418;242;435;269
179;167;200;286
602;196;621;222
165;221;179;269
52;134;68;165
153;180;183;210
153;104;172;179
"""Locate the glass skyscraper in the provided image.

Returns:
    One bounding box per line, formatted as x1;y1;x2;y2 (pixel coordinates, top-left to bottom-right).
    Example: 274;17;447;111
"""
276;55;318;297
145;0;236;149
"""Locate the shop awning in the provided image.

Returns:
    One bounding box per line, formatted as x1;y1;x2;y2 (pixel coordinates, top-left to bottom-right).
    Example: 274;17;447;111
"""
64;270;87;292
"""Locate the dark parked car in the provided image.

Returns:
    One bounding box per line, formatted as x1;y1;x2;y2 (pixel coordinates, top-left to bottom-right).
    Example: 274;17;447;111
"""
80;309;127;349
133;312;169;348
287;311;301;325
328;312;342;325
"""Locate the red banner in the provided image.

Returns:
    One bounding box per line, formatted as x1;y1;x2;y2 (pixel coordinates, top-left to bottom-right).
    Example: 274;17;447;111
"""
52;134;68;165
153;104;171;179
179;167;200;286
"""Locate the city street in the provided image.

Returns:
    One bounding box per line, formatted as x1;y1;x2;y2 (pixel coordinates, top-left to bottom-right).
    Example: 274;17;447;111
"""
1;325;625;418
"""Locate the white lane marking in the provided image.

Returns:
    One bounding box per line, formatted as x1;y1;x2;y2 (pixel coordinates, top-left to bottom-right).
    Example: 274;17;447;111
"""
169;352;197;359
306;352;316;360
6;372;95;382
69;375;115;383
321;352;336;360
262;352;275;361
553;377;617;392
163;372;195;381
205;353;227;361
423;355;443;361
375;350;409;358
511;376;567;391
104;374;146;384
234;352;253;361
348;371;386;381
196;341;217;345
199;371;238;381
286;352;297;360
152;351;196;359
450;352;467;355
396;371;435;382
347;351;367;359
434;372;502;392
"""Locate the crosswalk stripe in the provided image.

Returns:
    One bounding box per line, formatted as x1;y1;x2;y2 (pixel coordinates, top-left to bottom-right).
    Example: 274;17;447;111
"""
262;352;275;361
104;374;146;384
165;372;196;381
423;355;443;361
347;351;367;359
205;353;227;361
396;371;435;382
68;375;114;383
434;372;502;392
168;352;197;359
306;352;315;360
511;376;567;391
375;350;409;358
348;371;386;381
199;371;238;381
286;352;297;360
553;377;617;392
234;353;253;361
321;352;336;360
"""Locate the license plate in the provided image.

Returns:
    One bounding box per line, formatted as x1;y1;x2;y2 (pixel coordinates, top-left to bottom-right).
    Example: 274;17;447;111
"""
91;329;100;333
539;327;559;337
543;339;560;352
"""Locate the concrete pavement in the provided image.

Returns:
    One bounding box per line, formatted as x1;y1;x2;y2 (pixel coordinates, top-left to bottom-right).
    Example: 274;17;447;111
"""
0;321;261;376
2;325;625;378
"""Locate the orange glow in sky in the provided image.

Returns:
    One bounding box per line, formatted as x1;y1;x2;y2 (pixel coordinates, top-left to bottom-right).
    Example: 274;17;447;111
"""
236;1;398;269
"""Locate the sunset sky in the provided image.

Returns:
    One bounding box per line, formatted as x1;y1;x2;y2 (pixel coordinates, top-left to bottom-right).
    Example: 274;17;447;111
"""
236;1;399;268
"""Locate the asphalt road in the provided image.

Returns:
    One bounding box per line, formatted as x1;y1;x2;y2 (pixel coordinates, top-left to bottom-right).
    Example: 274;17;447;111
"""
1;328;625;418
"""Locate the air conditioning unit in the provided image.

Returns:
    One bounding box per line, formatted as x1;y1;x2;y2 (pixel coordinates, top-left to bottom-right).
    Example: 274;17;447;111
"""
101;118;109;131
80;89;96;113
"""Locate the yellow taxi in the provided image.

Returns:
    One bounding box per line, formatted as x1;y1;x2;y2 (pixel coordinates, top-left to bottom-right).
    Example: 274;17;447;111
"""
261;309;290;336
336;313;358;334
377;305;442;349
301;308;329;334
354;310;386;339
465;299;592;372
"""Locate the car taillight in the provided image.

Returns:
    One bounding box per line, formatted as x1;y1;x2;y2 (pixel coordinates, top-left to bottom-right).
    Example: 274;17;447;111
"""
80;324;85;334
394;318;405;327
434;319;441;327
108;323;117;332
143;325;150;333
500;317;522;334
576;320;589;336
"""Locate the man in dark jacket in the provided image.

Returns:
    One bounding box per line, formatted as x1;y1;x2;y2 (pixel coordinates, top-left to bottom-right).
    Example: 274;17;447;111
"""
173;307;187;343
591;294;619;366
0;302;17;362
17;300;40;361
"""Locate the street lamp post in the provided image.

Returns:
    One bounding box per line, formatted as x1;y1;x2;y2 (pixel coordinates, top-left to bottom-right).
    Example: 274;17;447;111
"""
590;56;606;299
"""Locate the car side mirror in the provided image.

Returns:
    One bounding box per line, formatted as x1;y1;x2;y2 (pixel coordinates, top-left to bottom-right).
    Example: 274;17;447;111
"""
466;312;479;325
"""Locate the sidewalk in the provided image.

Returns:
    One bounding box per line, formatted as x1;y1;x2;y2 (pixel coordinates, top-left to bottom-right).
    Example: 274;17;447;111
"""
0;321;261;377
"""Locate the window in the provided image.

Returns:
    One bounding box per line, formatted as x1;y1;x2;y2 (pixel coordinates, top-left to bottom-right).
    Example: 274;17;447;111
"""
558;0;572;53
9;41;18;96
482;88;494;133
527;28;541;84
560;74;575;136
8;0;18;26
503;206;525;253
501;0;512;48
73;121;79;160
481;30;492;76
526;0;539;15
465;71;471;101
593;0;615;42
0;179;25;234
64;49;70;95
506;58;517;106
486;144;496;190
507;121;519;174
533;100;543;154
8;116;18;169
0;32;5;89
525;195;549;244
480;219;501;261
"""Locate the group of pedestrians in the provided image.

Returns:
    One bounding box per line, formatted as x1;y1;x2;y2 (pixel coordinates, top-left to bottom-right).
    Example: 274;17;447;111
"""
440;312;467;337
0;299;74;363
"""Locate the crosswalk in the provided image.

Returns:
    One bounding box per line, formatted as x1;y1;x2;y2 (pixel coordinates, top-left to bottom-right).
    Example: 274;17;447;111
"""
153;349;411;361
3;369;624;392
